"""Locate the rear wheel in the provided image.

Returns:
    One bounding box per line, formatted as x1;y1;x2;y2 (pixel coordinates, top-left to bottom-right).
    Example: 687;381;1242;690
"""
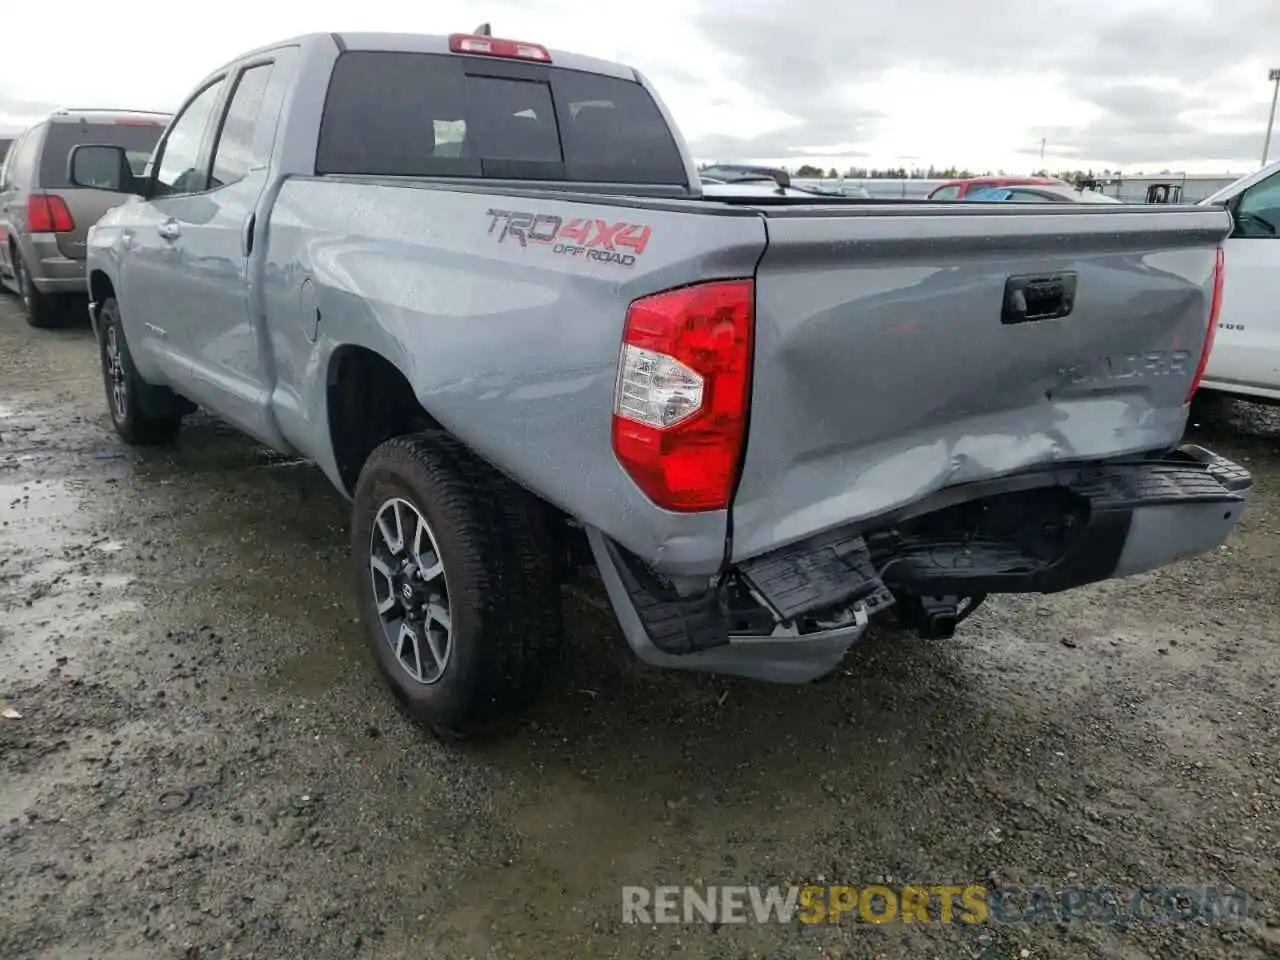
15;254;61;329
98;298;184;445
352;432;563;739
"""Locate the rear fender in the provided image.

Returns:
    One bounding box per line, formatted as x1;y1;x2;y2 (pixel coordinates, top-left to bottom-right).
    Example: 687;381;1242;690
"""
273;177;767;575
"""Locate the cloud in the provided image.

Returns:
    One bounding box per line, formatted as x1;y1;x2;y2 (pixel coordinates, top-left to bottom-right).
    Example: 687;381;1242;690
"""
0;89;60;134
688;108;879;162
4;0;1278;170
1025;82;1269;165
689;0;1280;168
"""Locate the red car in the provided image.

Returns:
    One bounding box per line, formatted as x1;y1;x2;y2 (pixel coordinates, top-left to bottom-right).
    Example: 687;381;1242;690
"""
927;176;1066;200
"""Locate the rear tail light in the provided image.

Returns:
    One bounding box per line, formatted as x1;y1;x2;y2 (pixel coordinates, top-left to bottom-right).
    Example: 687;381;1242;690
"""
448;34;552;62
27;194;75;233
1188;245;1225;402
612;280;754;512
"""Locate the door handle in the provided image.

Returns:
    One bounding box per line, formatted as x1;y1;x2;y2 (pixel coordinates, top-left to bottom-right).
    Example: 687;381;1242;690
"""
158;220;181;242
121;228;134;250
1002;272;1078;325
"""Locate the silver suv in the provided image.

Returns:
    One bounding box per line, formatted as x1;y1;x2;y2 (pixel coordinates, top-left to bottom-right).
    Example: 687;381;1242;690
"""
0;109;168;327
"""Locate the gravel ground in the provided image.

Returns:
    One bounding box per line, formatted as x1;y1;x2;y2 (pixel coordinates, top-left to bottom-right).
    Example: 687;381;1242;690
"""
1;292;1278;960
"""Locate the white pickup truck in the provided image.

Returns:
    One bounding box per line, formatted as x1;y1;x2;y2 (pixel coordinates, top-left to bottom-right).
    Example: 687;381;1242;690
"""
1197;160;1280;404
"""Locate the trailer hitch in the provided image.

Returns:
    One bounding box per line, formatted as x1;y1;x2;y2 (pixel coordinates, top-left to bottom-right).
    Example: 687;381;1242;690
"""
896;594;964;640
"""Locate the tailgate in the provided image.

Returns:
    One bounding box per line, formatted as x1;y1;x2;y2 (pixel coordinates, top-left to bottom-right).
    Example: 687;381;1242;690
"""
731;204;1233;562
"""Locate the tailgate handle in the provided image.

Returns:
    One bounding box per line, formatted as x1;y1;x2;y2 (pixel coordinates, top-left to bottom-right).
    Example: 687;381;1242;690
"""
1002;272;1077;324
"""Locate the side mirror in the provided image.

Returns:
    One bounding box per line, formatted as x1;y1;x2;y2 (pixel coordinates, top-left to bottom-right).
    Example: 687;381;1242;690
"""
68;144;141;194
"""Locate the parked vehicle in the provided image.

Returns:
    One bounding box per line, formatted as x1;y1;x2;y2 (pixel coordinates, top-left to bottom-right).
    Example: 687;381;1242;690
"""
965;184;1121;204
1194;159;1280;404
927;175;1066;200
832;180;872;199
76;31;1252;738
703;180;851;200
0;109;168;327
708;178;872;201
699;163;794;186
791;179;873;199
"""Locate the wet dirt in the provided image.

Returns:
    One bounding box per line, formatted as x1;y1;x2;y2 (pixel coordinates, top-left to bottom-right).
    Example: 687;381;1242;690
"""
1;293;1278;960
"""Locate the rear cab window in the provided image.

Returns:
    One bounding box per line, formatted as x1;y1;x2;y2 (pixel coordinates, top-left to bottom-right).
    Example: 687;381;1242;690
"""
38;118;165;189
315;50;687;185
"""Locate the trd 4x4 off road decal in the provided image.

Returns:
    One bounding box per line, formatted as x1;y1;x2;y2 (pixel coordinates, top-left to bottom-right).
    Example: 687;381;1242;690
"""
485;208;652;267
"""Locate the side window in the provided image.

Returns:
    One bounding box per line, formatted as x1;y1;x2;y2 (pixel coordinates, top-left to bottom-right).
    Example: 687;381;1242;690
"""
209;63;276;190
8;129;42;187
1007;190;1052;202
1234;170;1280;239
930;185;960;200
153;79;227;198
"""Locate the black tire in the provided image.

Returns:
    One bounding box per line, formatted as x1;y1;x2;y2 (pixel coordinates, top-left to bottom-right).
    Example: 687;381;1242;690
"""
98;298;184;445
352;432;563;739
15;253;61;329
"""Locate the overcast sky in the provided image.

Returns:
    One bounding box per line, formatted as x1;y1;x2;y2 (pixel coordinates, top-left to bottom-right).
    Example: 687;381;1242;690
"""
2;0;1277;175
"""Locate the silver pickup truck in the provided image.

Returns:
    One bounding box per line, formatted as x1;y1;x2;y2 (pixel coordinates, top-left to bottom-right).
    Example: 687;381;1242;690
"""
75;31;1252;737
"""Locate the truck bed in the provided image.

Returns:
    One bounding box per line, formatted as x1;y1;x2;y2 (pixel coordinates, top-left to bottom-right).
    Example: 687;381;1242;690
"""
262;177;1231;577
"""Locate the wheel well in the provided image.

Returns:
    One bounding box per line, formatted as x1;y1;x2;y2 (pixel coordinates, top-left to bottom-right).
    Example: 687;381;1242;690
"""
327;346;443;495
325;346;586;579
88;270;115;312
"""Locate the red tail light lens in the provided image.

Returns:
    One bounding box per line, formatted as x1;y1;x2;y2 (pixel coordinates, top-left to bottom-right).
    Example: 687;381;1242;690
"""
448;34;552;62
27;194;75;233
1188;245;1225;402
612;279;754;512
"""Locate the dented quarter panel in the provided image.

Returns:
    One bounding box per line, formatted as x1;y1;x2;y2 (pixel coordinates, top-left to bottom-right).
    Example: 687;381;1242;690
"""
262;178;767;577
731;205;1234;562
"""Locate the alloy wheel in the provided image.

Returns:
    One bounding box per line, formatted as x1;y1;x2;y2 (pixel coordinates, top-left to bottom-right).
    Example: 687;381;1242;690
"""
104;325;128;422
368;497;453;684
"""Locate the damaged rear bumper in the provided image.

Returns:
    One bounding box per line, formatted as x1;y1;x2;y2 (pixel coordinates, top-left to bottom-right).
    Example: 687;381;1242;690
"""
586;444;1252;684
